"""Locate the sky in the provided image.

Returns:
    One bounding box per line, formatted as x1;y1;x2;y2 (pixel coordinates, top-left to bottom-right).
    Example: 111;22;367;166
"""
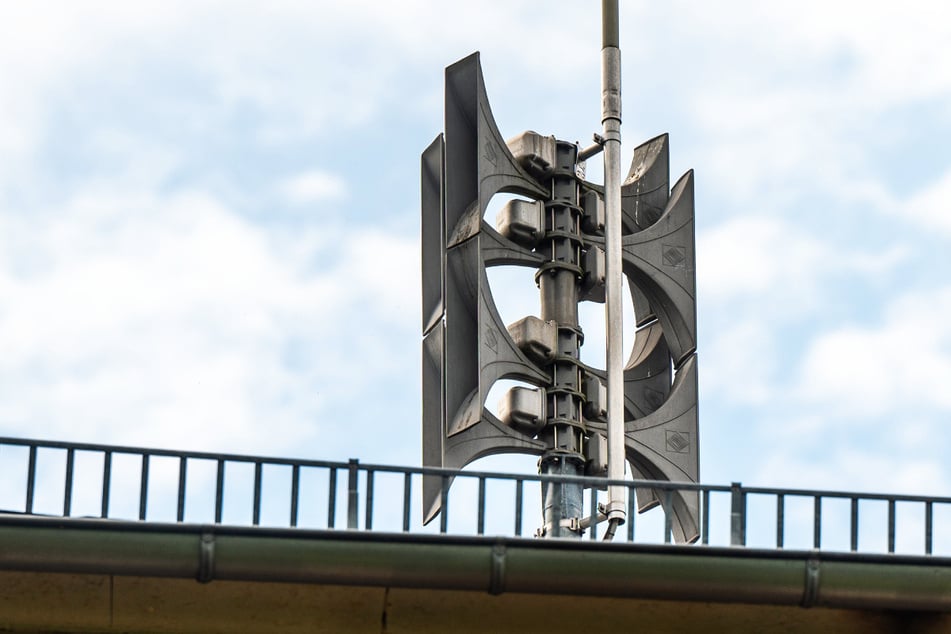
1;1;950;537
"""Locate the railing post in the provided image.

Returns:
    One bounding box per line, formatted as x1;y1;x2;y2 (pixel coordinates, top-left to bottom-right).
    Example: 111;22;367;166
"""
887;499;896;554
439;475;449;534
477;477;486;536
215;460;225;524
627;485;636;542
347;459;359;529
702;489;711;546
101;450;112;519
176;457;187;522
925;501;933;555
26;445;37;514
730;482;746;546
252;462;263;526
514;479;524;537
364;470;375;531
589;488;599;541
290;464;300;528
327;468;337;529
139;454;150;521
664;490;674;544
850;497;859;552
402;473;412;532
63;448;75;516
775;493;785;549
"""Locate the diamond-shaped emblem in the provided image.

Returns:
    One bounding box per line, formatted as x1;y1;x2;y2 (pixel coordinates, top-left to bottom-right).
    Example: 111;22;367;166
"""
662;244;686;269
666;430;690;454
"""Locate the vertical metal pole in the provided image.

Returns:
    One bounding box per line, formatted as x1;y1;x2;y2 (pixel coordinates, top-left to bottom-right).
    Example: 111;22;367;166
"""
402;473;412;532
925;501;933;555
589;489;599;540
514;479;524;537
347;459;359;530
215;460;225;524
538;140;586;538
602;0;627;529
477;477;486;535
290;464;300;528
850;497;859;552
63;448;75;517
627;488;636;542
252;461;262;526
363;469;375;531
101;450;112;519
365;470;375;531
540;454;583;538
176;457;187;522
439;475;449;534
776;493;785;549
701;489;710;545
730;482;746;546
327;468;337;529
139;454;150;521
887;499;896;554
26;445;37;514
663;490;673;544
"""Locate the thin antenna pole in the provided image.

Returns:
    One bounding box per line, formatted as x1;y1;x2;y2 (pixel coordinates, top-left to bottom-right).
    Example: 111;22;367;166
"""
601;0;627;531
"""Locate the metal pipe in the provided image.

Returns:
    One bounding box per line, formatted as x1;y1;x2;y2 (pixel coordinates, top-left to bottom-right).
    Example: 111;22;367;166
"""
540;454;584;538
601;0;626;527
1;517;950;612
577;134;605;162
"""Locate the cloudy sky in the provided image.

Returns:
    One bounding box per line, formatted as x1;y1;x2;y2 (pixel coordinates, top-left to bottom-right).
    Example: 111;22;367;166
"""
1;1;950;535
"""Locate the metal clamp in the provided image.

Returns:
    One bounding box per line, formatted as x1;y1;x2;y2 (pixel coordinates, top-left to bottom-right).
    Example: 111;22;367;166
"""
536;506;614;537
535;517;585;538
578;133;606;162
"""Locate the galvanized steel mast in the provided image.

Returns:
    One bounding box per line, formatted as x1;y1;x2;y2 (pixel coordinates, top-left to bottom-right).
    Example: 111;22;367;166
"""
601;0;627;534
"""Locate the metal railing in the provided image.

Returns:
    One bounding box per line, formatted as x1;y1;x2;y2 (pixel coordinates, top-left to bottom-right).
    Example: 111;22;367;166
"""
1;436;949;555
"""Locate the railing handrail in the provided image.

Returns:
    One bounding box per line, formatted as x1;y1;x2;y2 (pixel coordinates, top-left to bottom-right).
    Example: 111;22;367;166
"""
1;435;948;556
4;435;947;504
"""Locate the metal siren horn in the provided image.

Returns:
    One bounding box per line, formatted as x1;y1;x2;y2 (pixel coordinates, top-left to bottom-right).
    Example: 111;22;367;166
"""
422;52;556;525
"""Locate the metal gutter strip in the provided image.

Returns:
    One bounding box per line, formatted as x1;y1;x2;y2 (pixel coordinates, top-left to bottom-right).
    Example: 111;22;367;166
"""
0;517;948;612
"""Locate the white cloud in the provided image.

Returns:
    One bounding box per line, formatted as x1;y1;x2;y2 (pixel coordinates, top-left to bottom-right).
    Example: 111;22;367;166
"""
0;2;186;171
700;319;777;406
278;170;347;206
794;286;951;418
755;450;948;498
698;216;826;301
654;2;951;222
697;215;906;310
0;179;417;455
901;168;951;236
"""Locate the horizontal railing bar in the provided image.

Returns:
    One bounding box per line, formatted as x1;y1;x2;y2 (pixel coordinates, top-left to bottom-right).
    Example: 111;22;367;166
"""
0;437;346;471
5;434;951;555
0;438;730;498
363;464;734;491
0;436;737;493
741;486;951;505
